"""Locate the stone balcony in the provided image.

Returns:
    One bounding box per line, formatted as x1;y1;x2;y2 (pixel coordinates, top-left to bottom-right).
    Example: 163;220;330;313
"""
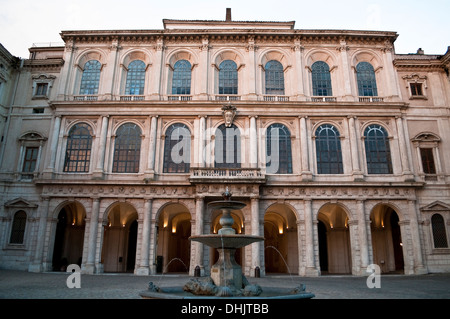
189;167;266;184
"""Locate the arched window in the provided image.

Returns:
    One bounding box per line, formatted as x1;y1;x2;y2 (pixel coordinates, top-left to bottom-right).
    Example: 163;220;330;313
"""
112;123;141;173
10;211;27;244
315;124;343;174
172;60;192;95
218;60;238;95
266;123;292;174
311;61;333;96
64;123;93;172
356;62;378;97
215;124;241;168
431;214;448;248
79;60;101;95
364;125;392;174
265;60;285;95
163;123;191;173
125;60;146;95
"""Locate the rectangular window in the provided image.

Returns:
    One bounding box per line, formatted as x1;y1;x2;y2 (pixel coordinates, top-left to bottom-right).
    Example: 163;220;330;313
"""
36;83;48;96
420;148;436;174
21;147;39;179
410;83;423;96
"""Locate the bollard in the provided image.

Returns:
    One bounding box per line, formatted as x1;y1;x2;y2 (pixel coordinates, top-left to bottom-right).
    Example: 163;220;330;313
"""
255;266;260;278
194;265;201;277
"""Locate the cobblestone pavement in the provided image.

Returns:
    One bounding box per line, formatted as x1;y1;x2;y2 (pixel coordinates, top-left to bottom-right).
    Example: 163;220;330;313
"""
0;269;449;299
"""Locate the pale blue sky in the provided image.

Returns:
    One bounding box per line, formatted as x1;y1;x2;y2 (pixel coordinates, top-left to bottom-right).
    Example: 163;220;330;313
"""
1;0;449;58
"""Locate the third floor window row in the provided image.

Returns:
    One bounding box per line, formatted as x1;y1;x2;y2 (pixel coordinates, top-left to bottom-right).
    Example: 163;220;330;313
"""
77;59;380;98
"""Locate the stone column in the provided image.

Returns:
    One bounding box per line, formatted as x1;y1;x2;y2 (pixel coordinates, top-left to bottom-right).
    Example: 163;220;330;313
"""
150;37;164;100
85;198;100;274
304;199;318;276
193;196;205;275
137;198;152;275
396;116;414;180
293;37;305;100
246;36;257;100
357;200;369;272
349;116;364;180
94;115;109;175
299;116;312;180
337;39;354;100
198;36;210;100
102;39;121;99
250;197;261;276
408;200;427;274
47;116;61;171
147;116;158;172
29;197;50;272
249;116;258;168
198;116;206;168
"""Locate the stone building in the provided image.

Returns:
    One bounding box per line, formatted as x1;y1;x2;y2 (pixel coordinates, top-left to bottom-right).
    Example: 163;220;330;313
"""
1;10;449;277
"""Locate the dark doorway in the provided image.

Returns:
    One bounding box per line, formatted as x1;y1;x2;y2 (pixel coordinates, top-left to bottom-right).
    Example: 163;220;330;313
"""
318;220;328;273
126;220;138;272
52;209;67;271
390;212;404;271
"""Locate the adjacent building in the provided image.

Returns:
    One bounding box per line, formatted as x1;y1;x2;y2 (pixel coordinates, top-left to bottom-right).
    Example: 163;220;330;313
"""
1;10;449;277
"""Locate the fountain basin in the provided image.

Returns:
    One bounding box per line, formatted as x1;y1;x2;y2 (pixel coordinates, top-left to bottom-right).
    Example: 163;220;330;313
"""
140;286;315;299
190;234;264;249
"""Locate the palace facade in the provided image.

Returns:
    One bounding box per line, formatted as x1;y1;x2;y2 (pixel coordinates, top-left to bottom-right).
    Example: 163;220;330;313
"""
1;10;450;277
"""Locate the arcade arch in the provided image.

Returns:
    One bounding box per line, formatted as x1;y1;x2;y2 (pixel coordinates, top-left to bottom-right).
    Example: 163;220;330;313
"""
101;202;138;273
317;203;352;274
52;202;86;271
156;203;191;273
264;203;298;274
370;204;404;273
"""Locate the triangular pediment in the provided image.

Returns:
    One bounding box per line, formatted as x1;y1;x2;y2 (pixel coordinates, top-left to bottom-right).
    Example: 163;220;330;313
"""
4;198;38;208
420;201;450;212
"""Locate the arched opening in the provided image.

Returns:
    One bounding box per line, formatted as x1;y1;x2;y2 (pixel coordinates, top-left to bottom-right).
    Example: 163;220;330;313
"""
264;204;298;274
318;220;328;273
318;204;351;274
210;208;244;268
156;203;191;273
52;202;85;271
101;202;138;273
370;205;404;273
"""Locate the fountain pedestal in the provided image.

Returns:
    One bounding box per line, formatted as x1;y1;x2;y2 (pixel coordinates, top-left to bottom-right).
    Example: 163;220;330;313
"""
211;247;241;289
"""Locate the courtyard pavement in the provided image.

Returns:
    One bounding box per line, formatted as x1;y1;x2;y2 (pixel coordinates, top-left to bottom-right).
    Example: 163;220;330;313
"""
0;269;449;299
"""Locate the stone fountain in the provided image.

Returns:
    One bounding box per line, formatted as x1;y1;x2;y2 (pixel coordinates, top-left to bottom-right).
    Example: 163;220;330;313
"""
140;188;314;299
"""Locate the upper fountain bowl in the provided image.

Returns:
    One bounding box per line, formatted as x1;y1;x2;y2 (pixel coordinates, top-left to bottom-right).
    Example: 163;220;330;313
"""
208;200;246;211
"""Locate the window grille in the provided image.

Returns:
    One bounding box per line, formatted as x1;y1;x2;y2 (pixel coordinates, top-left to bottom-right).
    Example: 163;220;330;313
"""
112;123;141;173
125;60;146;95
218;60;238;95
10;211;27;244
172;60;191;95
315;124;343;174
79;60;101;95
163;123;191;173
266;123;292;174
215;124;241;168
265;60;285;95
311;61;333;96
364;124;393;174
63;123;93;172
420;148;436;174
356;62;378;97
431;214;448;248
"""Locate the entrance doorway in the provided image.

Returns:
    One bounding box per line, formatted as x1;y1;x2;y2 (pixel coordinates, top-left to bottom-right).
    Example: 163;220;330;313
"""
317;204;351;274
52;202;85;271
371;205;404;273
264;204;298;274
101;202;138;273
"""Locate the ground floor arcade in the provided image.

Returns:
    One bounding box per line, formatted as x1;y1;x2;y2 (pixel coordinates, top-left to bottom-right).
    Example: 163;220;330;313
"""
15;183;430;277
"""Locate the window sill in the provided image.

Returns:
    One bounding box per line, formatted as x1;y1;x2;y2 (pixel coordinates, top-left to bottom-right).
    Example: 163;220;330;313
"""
4;244;27;250
409;95;428;100
431;248;450;254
